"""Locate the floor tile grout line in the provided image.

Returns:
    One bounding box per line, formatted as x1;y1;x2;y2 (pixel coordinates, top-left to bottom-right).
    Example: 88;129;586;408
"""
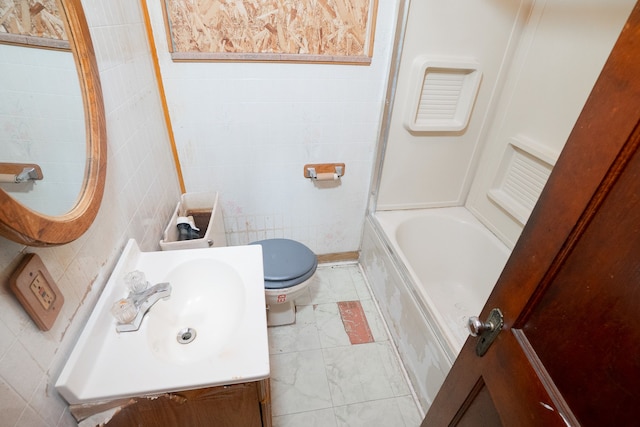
356;263;426;418
330;394;417;409
272;394;418;420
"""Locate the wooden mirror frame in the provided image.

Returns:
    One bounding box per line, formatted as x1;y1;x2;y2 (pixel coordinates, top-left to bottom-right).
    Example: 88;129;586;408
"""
0;0;106;246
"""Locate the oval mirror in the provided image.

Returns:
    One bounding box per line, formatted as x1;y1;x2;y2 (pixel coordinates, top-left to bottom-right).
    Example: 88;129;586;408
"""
0;0;106;246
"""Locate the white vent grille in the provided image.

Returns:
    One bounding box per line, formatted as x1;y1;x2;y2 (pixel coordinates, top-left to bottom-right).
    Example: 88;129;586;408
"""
404;58;481;132
502;150;550;213
488;137;556;225
416;70;467;123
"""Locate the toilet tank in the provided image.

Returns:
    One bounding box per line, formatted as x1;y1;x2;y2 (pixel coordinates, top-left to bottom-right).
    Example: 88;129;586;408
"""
160;192;227;250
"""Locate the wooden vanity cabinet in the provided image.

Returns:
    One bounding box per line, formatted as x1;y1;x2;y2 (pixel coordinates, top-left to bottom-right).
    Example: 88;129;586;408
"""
101;379;271;427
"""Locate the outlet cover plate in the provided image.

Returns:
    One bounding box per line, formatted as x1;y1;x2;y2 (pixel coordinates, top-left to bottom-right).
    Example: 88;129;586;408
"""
10;253;64;331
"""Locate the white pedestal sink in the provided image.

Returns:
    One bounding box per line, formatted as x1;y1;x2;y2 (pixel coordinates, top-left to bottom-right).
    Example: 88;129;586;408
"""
55;239;269;405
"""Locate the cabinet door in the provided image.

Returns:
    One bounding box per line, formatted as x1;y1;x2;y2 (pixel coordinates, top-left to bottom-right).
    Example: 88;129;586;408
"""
106;383;263;427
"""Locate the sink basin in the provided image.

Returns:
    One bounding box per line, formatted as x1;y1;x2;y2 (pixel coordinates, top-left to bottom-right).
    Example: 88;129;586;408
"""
146;259;246;364
55;239;268;405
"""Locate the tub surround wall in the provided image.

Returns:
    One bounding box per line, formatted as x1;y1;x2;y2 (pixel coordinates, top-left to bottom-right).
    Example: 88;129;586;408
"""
144;0;400;256
376;0;527;210
0;0;181;425
377;0;634;249
466;0;636;248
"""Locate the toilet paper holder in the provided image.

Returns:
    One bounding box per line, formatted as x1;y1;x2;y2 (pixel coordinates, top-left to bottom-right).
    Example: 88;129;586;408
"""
304;163;345;180
0;163;43;184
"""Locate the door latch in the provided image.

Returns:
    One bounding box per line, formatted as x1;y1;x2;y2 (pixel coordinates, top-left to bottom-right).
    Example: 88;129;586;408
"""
467;308;504;356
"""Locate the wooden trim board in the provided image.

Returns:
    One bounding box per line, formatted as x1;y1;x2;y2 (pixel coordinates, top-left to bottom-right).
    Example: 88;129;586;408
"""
317;251;359;263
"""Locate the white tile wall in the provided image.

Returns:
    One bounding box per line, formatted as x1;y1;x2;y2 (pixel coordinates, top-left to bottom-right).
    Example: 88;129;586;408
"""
145;0;400;255
0;0;181;425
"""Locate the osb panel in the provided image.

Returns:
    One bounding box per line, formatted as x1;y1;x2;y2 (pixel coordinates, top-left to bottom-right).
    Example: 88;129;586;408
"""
164;0;377;63
0;0;66;37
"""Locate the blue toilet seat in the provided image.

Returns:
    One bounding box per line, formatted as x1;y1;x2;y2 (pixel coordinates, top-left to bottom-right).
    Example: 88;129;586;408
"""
249;239;317;290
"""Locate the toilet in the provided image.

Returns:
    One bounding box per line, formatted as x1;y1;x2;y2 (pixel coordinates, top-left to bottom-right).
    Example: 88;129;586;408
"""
161;193;317;326
249;238;318;326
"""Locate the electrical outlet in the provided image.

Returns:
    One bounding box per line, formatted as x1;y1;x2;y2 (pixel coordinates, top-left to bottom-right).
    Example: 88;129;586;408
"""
30;272;55;309
10;254;64;331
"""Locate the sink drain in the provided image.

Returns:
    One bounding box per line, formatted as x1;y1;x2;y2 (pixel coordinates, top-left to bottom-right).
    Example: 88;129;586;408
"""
176;327;197;344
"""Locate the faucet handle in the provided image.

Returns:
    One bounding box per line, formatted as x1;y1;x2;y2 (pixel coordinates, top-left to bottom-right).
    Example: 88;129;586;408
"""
110;298;138;323
124;270;149;293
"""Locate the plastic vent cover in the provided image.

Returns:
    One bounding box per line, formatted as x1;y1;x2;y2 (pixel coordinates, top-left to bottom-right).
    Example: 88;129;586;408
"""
404;57;482;132
488;136;557;225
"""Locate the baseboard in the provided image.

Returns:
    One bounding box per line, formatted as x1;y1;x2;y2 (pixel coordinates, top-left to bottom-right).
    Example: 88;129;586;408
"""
317;251;360;264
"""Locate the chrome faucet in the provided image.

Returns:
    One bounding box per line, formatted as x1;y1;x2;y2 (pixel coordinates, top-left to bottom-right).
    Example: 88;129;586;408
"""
113;282;171;332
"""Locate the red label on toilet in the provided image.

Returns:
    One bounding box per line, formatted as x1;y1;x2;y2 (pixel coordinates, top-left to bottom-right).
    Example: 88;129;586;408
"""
277;294;287;303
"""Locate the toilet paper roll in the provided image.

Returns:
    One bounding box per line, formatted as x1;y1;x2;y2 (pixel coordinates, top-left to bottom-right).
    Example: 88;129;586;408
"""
0;174;17;183
315;172;339;181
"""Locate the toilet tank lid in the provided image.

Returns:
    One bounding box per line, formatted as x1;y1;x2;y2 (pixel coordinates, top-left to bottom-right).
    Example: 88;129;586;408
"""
249;239;317;281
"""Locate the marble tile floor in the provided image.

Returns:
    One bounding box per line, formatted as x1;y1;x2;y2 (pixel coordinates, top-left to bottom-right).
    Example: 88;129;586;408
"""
268;264;424;427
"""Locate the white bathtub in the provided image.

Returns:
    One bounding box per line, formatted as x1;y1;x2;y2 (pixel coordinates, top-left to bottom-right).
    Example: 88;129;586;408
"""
375;207;510;354
361;207;510;410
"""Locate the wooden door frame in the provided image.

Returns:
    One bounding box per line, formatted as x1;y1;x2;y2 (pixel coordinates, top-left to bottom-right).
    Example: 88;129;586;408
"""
425;2;640;423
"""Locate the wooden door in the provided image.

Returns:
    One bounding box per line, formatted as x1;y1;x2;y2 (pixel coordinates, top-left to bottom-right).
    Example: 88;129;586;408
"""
423;3;640;426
